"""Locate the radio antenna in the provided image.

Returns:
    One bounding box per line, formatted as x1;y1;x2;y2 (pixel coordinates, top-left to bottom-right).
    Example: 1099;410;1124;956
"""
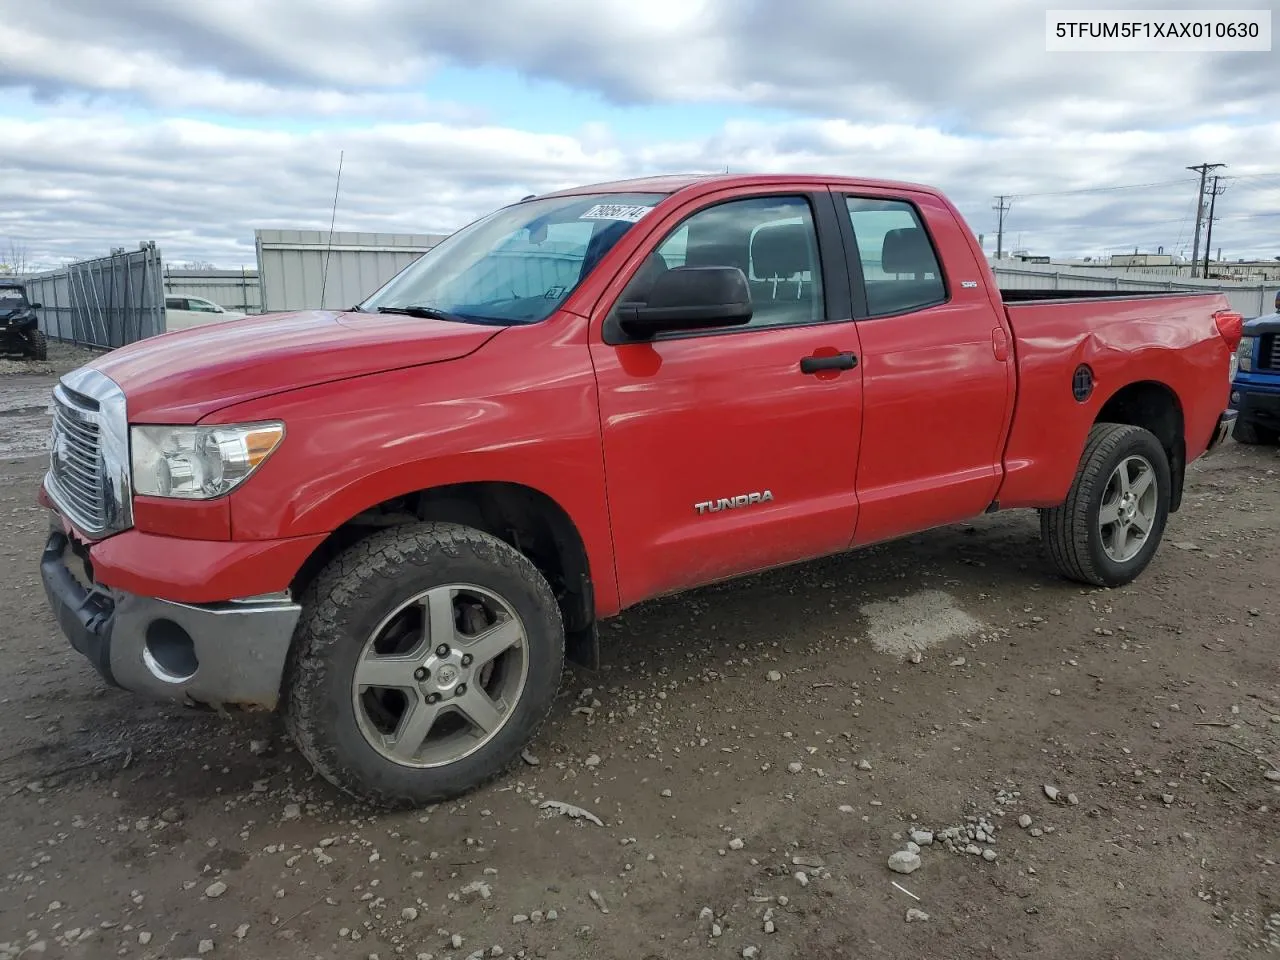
319;149;344;310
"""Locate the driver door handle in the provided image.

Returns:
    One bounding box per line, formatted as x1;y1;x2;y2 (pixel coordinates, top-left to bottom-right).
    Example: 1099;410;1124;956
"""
800;351;858;374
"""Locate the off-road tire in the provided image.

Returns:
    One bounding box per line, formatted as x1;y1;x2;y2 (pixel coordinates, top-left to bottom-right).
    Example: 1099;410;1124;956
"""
1232;418;1277;445
1040;423;1171;588
24;330;47;361
283;522;565;808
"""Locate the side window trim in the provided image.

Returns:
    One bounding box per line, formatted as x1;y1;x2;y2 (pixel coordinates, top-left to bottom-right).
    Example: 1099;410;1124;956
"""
600;190;850;345
835;191;951;320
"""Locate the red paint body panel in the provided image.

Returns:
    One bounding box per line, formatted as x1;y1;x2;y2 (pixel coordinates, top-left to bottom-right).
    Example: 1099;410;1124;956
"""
43;173;1233;619
832;186;1016;548
585;182;864;605
67;520;325;604
206;315;624;617
88;309;501;422
997;293;1233;508
133;496;231;541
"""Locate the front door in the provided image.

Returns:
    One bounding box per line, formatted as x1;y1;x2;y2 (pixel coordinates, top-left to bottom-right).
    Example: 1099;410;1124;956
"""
589;188;866;607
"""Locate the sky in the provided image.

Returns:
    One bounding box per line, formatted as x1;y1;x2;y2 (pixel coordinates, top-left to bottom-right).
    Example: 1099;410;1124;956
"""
1;0;1278;270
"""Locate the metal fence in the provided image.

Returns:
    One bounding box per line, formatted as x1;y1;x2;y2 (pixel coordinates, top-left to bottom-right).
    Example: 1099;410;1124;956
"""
163;267;263;314
255;229;447;312
992;263;1278;318
27;243;165;348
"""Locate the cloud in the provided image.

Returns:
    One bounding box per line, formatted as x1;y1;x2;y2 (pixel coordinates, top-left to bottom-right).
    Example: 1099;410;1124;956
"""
1;0;1277;268
3;113;1279;269
3;0;1275;129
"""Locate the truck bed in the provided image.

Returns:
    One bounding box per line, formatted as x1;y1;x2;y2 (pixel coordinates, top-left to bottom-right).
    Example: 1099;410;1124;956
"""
1000;288;1209;303
995;291;1233;510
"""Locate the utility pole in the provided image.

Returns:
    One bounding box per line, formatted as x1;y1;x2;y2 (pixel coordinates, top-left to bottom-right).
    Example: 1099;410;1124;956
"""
992;196;1011;260
1186;162;1224;277
1201;175;1226;279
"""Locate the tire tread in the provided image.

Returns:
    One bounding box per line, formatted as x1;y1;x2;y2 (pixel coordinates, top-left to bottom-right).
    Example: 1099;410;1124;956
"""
283;521;564;808
1041;423;1157;588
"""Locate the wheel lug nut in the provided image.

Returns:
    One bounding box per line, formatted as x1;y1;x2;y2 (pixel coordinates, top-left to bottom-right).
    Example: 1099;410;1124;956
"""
414;667;428;681
426;692;441;704
455;683;467;696
460;654;473;667
435;644;450;657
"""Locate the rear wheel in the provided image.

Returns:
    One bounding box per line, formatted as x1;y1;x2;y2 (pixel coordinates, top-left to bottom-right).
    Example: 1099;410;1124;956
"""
24;329;47;361
284;522;565;808
1041;423;1171;587
1232;418;1278;445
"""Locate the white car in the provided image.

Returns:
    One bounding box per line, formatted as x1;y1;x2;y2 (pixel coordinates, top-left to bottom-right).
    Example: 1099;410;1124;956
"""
164;295;246;331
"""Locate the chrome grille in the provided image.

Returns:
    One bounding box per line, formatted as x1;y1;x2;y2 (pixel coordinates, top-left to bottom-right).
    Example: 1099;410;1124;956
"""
50;389;105;531
45;368;132;537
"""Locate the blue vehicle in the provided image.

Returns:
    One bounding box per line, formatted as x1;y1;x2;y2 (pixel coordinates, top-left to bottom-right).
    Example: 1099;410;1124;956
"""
1231;289;1280;445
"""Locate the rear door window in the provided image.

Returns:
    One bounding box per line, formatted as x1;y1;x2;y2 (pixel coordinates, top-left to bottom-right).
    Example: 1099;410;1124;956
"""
842;197;947;317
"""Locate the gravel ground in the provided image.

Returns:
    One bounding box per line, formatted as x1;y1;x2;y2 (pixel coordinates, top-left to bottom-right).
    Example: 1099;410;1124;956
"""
0;372;1277;959
0;341;105;379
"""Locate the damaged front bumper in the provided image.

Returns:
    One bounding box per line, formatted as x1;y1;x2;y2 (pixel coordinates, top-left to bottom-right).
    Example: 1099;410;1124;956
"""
40;524;302;710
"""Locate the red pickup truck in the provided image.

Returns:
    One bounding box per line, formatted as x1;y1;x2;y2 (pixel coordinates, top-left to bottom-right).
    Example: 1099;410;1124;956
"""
39;173;1241;806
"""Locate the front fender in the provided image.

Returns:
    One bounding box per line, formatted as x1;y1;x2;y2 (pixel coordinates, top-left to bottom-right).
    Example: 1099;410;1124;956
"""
206;315;622;615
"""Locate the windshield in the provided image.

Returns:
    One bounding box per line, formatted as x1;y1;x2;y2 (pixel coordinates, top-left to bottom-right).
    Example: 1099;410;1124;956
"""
0;287;27;308
359;192;666;325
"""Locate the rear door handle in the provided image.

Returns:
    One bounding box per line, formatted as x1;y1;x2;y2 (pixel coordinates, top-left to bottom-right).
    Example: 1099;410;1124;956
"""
800;351;858;374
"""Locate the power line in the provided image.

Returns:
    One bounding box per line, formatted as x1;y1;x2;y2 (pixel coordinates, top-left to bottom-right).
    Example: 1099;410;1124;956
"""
1220;172;1280;183
1008;177;1198;199
1007;172;1280;200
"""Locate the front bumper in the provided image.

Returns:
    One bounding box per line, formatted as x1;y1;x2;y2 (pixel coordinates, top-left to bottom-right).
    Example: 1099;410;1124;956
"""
40;526;302;709
1231;384;1280;430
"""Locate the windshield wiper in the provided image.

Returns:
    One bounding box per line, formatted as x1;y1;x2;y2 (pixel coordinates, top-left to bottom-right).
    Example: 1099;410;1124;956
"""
377;305;472;323
376;305;511;326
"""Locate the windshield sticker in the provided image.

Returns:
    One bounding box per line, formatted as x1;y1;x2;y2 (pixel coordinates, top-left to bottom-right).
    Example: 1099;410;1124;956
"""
579;203;654;223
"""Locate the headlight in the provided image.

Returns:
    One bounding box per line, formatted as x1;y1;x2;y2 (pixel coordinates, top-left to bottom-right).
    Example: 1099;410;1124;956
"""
131;422;284;499
1237;335;1254;372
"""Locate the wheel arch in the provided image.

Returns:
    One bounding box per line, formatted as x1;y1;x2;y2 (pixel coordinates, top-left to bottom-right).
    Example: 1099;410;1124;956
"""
1093;379;1187;512
289;480;599;664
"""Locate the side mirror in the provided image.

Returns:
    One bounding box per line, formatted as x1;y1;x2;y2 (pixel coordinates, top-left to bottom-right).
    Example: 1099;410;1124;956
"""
616;265;752;340
30;302;42;309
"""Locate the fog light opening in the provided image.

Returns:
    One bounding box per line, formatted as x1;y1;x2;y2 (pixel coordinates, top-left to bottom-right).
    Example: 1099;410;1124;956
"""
143;619;198;683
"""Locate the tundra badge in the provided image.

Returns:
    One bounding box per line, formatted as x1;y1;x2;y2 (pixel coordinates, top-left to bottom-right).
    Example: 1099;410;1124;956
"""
694;490;775;515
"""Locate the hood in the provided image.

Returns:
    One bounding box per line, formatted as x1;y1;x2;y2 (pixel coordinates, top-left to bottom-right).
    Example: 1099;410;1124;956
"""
89;309;505;423
1243;311;1280;335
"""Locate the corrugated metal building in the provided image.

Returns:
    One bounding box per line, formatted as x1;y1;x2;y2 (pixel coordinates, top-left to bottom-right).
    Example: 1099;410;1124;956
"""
991;260;1278;317
163;267;263;313
254;229;447;312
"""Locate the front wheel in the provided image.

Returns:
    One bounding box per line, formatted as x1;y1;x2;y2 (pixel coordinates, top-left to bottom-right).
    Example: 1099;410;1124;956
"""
1040;423;1171;588
24;329;47;361
1232;418;1278;445
284;522;565;808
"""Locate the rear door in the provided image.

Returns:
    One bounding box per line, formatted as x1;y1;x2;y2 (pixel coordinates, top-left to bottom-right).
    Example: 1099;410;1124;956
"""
590;187;866;607
832;188;1016;546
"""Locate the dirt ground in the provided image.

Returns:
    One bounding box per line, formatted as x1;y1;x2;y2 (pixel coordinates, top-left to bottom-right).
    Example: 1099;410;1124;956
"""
0;361;1277;960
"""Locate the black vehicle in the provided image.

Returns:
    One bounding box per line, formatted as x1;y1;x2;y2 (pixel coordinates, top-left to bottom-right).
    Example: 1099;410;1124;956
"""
0;281;47;360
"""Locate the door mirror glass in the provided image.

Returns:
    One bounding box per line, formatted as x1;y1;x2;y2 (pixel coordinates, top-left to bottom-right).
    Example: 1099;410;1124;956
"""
616;265;752;339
